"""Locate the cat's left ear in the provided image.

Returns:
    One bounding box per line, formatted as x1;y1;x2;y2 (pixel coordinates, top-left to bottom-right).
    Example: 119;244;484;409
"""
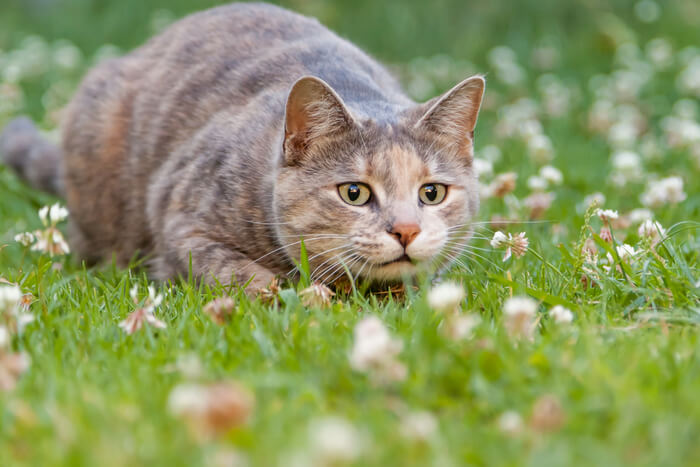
284;76;355;165
415;75;485;149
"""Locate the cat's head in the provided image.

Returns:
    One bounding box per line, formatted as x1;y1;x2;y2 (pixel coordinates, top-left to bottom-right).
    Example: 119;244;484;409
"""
274;75;484;283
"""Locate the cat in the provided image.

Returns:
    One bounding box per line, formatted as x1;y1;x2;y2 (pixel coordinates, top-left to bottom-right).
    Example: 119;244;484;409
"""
1;2;485;292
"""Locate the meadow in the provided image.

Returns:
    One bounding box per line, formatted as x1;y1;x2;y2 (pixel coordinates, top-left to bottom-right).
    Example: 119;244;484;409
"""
1;0;699;465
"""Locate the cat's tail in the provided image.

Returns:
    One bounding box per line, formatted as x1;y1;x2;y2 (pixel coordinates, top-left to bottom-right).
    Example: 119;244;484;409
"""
0;117;65;197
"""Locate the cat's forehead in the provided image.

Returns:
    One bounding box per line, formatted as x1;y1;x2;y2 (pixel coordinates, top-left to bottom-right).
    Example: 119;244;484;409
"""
355;137;465;195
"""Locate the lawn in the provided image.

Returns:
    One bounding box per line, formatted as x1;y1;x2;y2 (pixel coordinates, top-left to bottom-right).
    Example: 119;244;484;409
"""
1;0;699;466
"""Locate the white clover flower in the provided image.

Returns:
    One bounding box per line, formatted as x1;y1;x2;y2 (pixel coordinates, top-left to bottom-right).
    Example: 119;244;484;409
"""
608;120;638;149
349;316;405;383
309;417;364;464
427;282;465;313
400;411;438;442
527;175;548;192
638;219;666;244
646;38;673;69
119;284;167;334
487;172;517;198
583;192;606;210
445;314;481;340
472;158;494;179
491;232;529;262
612;150;641;175
539;165;563;185
479;145;502;163
168;381;254;436
523;192;554;219
503;296;538;341
497;411;524;435
38;206;50;227
48;203;69;224
0;284;22;313
616;244;637;260
14;232;35;247
634;0;661;23
527;134;554;164
595;209;619;223
641;176;687;208
0;326;9;349
490;231;508;249
627;208;653;224
548;305;574;324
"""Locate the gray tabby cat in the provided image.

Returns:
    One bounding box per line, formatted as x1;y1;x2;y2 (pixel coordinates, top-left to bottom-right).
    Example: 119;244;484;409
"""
0;2;484;291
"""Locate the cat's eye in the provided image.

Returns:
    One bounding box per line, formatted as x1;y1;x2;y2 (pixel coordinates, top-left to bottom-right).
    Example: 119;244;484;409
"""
419;183;447;205
338;183;372;206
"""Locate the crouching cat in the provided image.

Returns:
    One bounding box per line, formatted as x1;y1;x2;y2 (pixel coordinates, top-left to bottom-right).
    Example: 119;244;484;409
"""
0;2;484;291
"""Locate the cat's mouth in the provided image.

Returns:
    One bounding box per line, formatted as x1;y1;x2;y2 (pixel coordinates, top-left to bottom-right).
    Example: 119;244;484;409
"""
379;253;413;266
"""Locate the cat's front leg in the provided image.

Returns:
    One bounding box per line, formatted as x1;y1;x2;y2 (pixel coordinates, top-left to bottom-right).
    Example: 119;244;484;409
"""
154;225;276;293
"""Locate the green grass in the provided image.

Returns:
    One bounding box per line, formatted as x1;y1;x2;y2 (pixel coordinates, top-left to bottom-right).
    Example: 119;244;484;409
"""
1;0;699;465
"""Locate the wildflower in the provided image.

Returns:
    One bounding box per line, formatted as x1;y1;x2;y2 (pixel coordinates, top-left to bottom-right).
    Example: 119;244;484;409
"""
299;282;334;308
31;228;70;256
548;305;574;324
487;172;517;198
627;208;653;224
503;296;538;341
616;244;637;260
119;285;166;334
168;381;254;437
607;121;638;149
523;192;554;219
0;284;22;313
611;150;642;185
530;394;566;433
25;203;71;256
539;165;563;185
14;232;35;247
0;326;9;349
444;314;481;340
527;175;547;192
0;351;31;392
308;417;364;465
491;231;529;262
349;316;406;384
527;134;554;164
257;277;281;305
638;219;666;244
490;231;508;249
203;297;236;325
472;158;493;179
427;282;465;313
583;192;606;210
400;411;438;442
596;209;619;223
497;411;524;436
641;176;687;208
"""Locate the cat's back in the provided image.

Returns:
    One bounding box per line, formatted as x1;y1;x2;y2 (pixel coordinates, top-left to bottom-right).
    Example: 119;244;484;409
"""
61;2;408;265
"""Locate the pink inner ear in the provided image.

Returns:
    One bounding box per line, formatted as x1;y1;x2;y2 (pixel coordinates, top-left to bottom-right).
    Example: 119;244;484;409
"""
417;76;485;147
285;77;353;140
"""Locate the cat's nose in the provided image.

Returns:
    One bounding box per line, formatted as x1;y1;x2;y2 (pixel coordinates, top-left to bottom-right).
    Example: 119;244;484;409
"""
389;223;421;247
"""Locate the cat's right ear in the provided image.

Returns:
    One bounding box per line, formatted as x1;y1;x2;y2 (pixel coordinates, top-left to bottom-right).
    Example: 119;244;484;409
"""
283;76;354;165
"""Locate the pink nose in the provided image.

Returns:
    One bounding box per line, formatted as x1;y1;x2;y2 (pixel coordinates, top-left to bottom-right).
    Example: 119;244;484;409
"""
389;223;421;247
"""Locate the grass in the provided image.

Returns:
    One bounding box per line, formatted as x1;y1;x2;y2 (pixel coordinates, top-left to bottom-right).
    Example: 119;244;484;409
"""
1;0;699;465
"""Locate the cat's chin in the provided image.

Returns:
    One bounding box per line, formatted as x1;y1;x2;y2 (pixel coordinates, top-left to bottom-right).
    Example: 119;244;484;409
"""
364;259;419;281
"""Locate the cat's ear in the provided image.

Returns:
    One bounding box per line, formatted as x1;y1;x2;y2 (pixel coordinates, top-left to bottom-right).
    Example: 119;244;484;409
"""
415;75;485;150
284;76;354;165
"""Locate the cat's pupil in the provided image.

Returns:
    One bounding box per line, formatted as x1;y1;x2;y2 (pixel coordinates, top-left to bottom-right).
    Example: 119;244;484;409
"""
424;185;437;201
348;184;360;201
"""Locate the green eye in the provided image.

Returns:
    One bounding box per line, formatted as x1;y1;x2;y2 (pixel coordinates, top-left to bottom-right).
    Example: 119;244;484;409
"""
338;183;372;206
419;183;447;205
